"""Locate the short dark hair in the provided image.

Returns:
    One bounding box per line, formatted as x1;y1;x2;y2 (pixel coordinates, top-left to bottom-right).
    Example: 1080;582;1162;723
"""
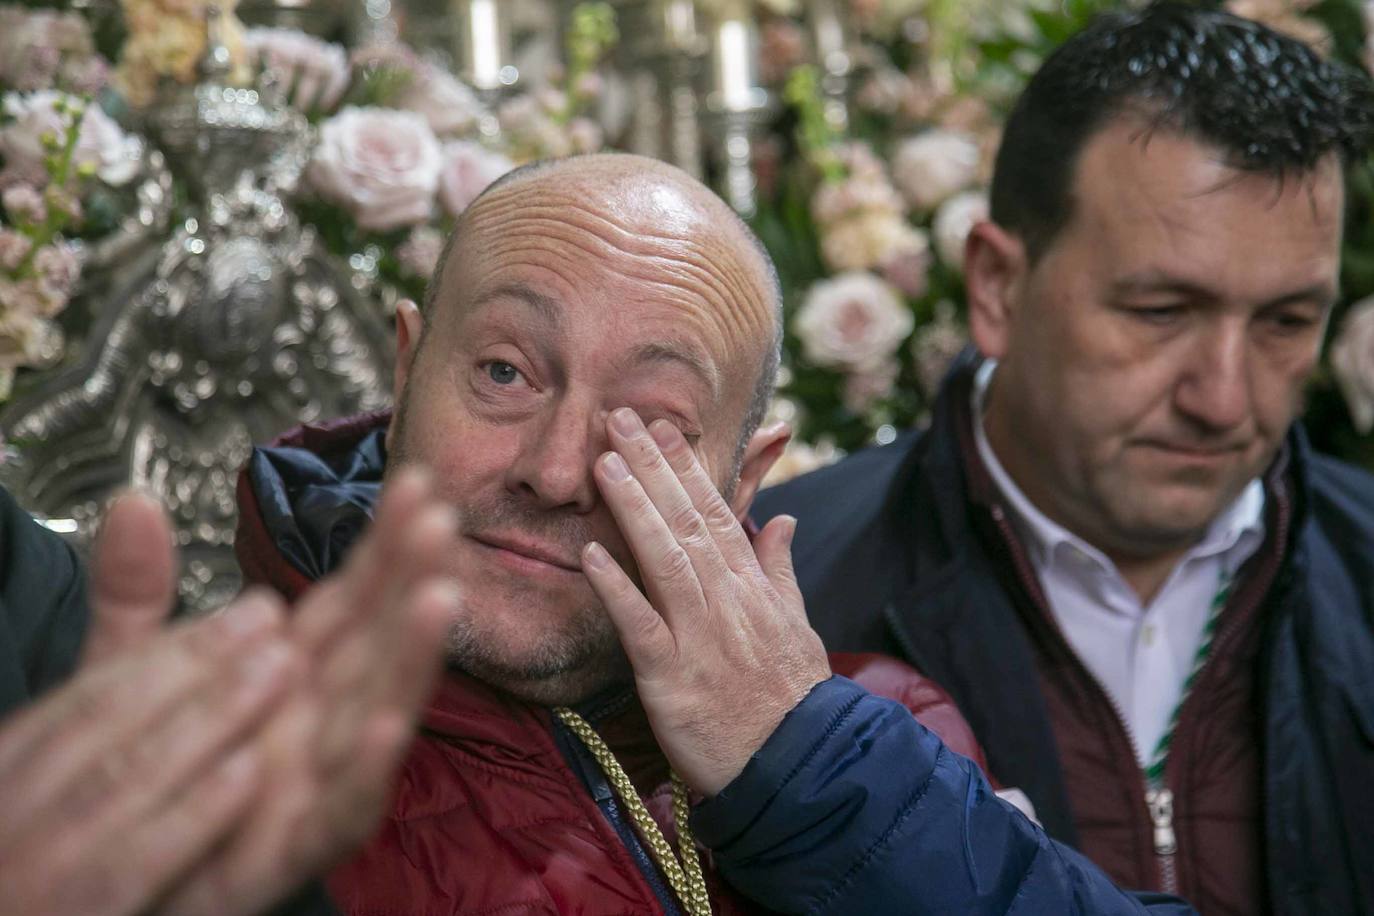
990;1;1374;261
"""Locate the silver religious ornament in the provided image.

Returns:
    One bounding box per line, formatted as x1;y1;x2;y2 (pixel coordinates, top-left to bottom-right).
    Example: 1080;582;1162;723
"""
1;8;395;612
703;11;771;218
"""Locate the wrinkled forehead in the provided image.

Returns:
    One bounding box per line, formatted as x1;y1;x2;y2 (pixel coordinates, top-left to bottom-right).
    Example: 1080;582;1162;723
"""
441;164;776;370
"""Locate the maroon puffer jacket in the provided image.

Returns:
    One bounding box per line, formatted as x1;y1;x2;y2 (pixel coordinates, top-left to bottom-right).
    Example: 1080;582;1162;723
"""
235;413;992;914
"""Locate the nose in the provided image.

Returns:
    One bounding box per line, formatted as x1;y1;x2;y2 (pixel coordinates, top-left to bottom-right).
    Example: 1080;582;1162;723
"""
1173;321;1253;434
503;398;603;513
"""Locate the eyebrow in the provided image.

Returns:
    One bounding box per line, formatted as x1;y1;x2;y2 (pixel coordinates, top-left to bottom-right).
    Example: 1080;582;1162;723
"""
470;283;565;326
1110;271;1340;311
629;341;722;401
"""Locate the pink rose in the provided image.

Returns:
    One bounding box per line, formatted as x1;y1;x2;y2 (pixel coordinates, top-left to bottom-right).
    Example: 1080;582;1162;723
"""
245;27;349;113
437;141;514;218
567;117;604;155
879;232;932;299
307;107;442;232
794;271;914;371
820;211;926;274
397;65;485;137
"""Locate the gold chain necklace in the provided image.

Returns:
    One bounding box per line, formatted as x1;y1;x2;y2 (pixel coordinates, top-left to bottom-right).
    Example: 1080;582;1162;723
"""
553;706;712;916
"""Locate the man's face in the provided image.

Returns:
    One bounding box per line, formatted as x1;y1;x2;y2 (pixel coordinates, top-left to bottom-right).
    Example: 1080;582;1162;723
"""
388;166;772;704
979;120;1343;559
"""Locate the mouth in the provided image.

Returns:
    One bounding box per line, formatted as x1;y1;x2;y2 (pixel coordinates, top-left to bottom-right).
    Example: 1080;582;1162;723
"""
469;533;584;577
1136;441;1247;463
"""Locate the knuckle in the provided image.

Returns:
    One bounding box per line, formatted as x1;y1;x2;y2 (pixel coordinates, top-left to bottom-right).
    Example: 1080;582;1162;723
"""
666;503;707;539
702;499;737;531
660;546;695;582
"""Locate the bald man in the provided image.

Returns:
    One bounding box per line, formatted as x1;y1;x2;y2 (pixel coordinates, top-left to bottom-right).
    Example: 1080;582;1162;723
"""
233;155;1185;914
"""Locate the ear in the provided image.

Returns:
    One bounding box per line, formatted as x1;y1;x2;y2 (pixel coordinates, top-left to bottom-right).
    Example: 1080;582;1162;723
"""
729;422;791;523
964;221;1027;361
387;299;424;451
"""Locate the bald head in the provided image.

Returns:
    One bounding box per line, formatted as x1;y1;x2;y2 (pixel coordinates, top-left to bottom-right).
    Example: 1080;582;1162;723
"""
420;154;783;453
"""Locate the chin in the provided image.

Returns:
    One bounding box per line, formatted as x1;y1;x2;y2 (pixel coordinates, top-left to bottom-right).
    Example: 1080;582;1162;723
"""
442;603;630;707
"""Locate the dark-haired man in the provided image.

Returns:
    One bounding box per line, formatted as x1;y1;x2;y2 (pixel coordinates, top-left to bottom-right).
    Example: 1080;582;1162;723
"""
757;4;1374;914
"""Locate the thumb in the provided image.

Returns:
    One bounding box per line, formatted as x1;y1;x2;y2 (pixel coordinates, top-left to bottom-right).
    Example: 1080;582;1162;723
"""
81;490;178;668
755;515;802;607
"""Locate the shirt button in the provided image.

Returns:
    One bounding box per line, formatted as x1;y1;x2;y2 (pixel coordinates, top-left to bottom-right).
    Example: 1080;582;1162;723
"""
1141;624;1157;647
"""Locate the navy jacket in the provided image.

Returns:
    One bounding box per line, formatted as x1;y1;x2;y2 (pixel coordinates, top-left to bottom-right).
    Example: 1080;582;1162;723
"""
754;363;1374;915
244;418;1193;915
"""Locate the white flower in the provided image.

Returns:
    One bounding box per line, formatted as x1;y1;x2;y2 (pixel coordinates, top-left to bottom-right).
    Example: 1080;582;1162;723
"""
794;271;914;371
437;141;514;218
1331;295;1374;433
244;27;349;112
932;190;989;272
397;65;485;137
892;129;980;212
307;106;442;232
0;92;141;187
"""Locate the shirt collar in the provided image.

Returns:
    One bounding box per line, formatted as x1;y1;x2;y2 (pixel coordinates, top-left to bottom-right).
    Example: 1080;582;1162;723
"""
971;359;1265;581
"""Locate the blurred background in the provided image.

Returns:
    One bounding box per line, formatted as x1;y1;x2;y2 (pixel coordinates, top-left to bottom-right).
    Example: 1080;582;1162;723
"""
0;0;1368;608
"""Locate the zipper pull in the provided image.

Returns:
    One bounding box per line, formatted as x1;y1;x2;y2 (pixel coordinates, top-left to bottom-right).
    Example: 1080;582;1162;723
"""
1146;786;1177;855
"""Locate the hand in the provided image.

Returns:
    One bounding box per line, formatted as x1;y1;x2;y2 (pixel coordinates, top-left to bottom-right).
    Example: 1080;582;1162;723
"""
583;408;831;796
0;583;297;916
153;467;459;915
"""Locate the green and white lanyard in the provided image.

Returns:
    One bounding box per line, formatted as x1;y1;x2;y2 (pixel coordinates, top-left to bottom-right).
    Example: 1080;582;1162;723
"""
1143;567;1235;856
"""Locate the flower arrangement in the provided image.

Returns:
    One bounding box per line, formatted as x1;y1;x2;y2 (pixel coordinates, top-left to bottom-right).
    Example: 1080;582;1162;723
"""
0;6;140;398
270;3;619;304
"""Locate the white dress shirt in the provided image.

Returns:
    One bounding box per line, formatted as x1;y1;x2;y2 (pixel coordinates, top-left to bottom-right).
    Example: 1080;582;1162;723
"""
972;361;1265;766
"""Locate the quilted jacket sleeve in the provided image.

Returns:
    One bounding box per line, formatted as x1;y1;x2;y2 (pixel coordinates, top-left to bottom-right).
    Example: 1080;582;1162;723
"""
692;676;1197;916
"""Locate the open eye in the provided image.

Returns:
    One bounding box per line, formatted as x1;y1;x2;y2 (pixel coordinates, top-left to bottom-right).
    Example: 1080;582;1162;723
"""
485;361;522;385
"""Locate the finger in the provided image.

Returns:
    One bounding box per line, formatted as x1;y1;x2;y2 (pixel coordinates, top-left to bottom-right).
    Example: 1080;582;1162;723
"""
645;418;758;574
292;466;449;656
53;638;296;849
606;409;734;586
593;450;708;626
0;592;284;841
91;747;261;916
582;540;676;676
313;574;455;772
755;515;803;610
83;491;178;668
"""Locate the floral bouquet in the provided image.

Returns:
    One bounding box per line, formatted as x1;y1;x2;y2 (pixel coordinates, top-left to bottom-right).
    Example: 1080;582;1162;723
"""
0;6;142;399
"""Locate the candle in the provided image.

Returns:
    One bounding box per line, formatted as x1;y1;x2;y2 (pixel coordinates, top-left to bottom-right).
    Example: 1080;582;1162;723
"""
454;0;511;92
712;18;761;113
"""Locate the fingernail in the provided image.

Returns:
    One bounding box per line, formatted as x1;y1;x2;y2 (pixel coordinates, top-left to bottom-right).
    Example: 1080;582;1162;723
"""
584;541;610;570
610;407;641;437
648;420;681;451
781;515;798;547
602;452;631;482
